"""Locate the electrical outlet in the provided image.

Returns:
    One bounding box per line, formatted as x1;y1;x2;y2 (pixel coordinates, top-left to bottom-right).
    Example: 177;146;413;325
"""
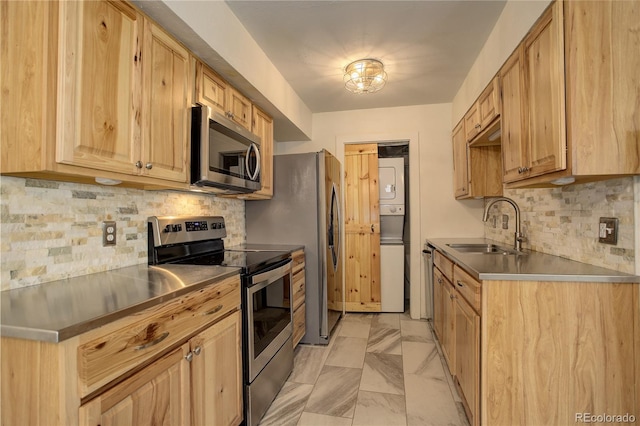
103;221;116;246
598;217;618;245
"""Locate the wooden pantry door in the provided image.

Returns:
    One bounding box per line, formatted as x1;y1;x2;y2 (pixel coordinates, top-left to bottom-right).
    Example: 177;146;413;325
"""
344;144;381;312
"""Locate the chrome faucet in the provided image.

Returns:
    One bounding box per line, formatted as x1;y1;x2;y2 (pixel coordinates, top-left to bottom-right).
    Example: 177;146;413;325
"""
483;197;526;251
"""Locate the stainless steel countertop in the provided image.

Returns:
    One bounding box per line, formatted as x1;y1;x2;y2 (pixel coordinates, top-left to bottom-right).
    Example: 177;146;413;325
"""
427;238;639;283
1;264;240;343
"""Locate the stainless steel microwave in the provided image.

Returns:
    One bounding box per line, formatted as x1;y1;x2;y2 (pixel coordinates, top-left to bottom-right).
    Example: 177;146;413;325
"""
191;104;261;194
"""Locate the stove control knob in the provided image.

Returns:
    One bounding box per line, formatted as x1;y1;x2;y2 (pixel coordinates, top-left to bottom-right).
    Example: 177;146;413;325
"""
212;223;218;229
163;225;172;233
172;224;182;232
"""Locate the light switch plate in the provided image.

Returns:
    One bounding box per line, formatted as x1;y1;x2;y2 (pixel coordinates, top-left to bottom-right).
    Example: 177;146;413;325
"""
598;217;618;245
103;221;116;246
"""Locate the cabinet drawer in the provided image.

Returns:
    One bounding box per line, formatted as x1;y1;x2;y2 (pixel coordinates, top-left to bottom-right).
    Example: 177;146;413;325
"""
78;275;240;397
292;304;306;347
433;265;451;290
453;266;481;313
434;250;454;281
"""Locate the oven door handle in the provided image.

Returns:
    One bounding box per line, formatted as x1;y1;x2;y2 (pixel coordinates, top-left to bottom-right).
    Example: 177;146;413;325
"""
248;259;292;290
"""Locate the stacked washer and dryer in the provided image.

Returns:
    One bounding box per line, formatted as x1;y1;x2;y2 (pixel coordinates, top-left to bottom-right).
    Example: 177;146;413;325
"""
379;157;406;312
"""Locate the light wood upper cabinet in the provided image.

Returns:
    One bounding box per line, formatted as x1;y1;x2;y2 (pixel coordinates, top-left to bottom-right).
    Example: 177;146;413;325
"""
344;143;381;312
195;60;252;131
502;0;639;187
564;0;640;177
56;0;143;176
500;46;527;183
522;1;566;179
227;87;253;131
478;77;501;130
58;2;190;183
464;76;501;143
195;62;228;115
464;103;481;142
453;118;503;200
1;0;191;187
452;120;469;198
140;21;191;182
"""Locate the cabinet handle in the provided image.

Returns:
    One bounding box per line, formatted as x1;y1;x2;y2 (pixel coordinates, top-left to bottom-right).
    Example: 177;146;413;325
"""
135;161;143;169
371;224;375;233
474;124;481;129
185;351;194;362
145;162;153;170
457;280;464;288
134;331;169;351
437;278;443;284
203;304;224;316
193;346;202;356
450;294;457;300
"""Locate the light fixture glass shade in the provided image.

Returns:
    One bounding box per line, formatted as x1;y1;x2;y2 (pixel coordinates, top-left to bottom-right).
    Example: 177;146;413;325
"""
343;59;387;94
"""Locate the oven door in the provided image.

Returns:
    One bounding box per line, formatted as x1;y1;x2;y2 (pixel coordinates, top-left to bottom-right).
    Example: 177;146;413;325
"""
245;260;292;382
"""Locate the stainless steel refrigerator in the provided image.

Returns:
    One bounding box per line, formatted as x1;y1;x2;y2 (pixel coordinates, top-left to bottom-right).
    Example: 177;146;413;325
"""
245;150;343;345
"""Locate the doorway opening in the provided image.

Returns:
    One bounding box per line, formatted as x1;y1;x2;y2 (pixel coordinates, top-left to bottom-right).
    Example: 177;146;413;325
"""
378;142;410;313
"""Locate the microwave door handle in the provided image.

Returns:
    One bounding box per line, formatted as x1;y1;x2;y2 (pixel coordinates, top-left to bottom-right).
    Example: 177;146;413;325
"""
246;143;261;181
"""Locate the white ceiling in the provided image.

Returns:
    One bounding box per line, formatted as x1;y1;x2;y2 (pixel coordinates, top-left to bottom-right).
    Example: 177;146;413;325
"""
224;0;507;114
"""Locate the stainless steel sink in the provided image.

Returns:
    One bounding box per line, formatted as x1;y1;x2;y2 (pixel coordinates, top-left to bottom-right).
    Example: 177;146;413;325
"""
446;243;525;255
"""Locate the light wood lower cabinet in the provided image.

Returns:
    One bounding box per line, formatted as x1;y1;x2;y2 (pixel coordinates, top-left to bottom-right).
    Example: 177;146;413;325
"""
191;311;243;426
79;344;191;426
291;249;306;347
431;249;640;426
1;275;243;426
453;265;481;426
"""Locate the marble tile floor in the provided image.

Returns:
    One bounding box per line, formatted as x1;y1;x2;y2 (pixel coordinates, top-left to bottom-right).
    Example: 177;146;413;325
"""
259;310;470;426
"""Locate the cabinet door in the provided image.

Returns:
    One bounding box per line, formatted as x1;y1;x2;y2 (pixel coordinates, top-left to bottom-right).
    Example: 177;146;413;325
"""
464;103;481;142
242;106;273;199
141;21;190;182
455;294;480;426
442;279;456;375
195;62;228;116
79;344;191;426
191;311;243;426
565;0;640;176
500;46;528;183
479;77;500;129
227;87;252;131
452;120;469;198
344;144;381;312
523;1;566;178
57;1;142;175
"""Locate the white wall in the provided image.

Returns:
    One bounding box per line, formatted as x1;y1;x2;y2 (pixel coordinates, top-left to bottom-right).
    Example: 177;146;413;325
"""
278;104;485;319
451;0;552;124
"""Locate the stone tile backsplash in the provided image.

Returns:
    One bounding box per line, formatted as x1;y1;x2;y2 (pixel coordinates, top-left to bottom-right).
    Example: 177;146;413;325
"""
484;177;635;274
0;177;245;290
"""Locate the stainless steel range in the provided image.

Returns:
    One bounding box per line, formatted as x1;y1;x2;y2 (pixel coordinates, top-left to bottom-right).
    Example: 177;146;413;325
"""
147;216;293;426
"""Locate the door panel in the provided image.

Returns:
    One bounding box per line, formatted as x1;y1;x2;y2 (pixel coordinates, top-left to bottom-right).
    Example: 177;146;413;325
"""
344;144;381;312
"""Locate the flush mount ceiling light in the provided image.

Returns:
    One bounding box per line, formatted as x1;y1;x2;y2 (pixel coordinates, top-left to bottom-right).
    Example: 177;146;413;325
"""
343;58;387;94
